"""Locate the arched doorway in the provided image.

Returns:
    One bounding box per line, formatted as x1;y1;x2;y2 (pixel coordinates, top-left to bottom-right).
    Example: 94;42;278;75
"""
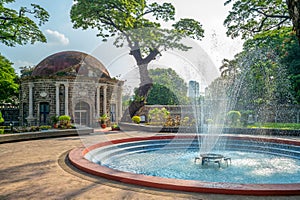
40;102;50;125
74;101;90;126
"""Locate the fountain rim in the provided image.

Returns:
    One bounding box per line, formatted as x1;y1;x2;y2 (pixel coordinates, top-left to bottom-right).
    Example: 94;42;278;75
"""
68;134;300;196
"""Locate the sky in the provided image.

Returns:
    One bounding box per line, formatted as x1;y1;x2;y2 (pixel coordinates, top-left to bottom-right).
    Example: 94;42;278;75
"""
0;0;244;83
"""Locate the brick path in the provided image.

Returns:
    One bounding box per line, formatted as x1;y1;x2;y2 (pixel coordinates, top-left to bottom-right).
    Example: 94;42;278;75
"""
0;130;299;200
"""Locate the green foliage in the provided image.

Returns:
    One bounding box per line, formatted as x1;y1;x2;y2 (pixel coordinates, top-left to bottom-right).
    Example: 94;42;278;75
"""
227;110;241;126
0;0;49;46
131;116;141;124
147;83;179;105
39;125;51;130
50;115;59;124
224;0;291;39
247;122;300;130
148;107;170;125
58;115;71;121
99;114;109;123
147;68;188;105
0;111;4;124
59;115;71;128
71;0;204;117
0;54;19;104
71;0;204;50
111;123;120;129
0;129;4;134
240;110;254;126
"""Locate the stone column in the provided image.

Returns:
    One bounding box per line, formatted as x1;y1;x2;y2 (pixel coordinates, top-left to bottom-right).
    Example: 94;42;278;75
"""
55;83;60;116
117;86;123;122
28;82;34;118
103;85;107;115
64;83;69;116
26;82;35;125
96;85;100;117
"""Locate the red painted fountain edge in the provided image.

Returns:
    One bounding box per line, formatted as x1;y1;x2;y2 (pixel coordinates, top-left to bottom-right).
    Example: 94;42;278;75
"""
68;135;300;196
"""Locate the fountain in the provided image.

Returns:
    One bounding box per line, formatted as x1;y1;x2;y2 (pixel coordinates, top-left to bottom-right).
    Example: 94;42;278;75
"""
69;38;300;196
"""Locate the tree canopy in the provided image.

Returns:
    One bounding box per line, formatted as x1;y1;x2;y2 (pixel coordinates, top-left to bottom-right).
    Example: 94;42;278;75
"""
71;0;204;117
224;0;291;40
0;54;18;104
215;27;299;118
147;68;188;105
0;0;49;46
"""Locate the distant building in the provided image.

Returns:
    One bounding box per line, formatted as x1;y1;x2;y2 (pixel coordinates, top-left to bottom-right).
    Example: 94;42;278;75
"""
188;80;199;98
19;51;123;127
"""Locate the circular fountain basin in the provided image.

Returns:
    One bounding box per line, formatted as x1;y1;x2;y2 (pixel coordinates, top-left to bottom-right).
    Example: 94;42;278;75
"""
69;135;300;195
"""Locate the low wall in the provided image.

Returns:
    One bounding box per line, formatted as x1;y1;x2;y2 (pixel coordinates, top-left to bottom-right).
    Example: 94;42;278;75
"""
222;128;300;136
0;128;94;143
119;122;300;136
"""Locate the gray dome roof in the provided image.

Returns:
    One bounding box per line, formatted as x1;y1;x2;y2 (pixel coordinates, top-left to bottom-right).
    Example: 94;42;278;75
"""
32;51;110;78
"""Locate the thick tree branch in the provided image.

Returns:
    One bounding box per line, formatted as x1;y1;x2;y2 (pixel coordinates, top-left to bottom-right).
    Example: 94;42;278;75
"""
251;8;290;19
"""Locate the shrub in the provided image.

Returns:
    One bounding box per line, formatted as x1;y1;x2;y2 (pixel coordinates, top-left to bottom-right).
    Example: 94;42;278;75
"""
227;110;241;127
0;129;4;134
0;111;4;124
59;115;71;128
132;116;141;124
40;125;51;130
30;126;40;132
50;115;59;124
206;119;214;124
148;107;170;125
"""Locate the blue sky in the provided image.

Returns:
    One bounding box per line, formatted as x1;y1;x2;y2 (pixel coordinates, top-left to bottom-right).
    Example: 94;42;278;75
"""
0;0;243;77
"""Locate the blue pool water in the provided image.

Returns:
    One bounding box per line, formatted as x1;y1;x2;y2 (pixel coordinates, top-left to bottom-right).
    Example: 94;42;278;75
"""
100;149;300;184
85;138;300;184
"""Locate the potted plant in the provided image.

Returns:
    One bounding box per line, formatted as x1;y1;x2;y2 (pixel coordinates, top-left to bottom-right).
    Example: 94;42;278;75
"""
58;115;71;129
99;114;109;128
50;115;59;128
111;123;120;131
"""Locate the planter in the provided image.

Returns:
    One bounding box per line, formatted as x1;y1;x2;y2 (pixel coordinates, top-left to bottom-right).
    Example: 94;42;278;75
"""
101;124;107;128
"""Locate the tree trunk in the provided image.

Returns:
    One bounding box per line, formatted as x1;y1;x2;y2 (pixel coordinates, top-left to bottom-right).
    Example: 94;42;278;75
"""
287;0;300;44
121;63;153;121
120;46;159;122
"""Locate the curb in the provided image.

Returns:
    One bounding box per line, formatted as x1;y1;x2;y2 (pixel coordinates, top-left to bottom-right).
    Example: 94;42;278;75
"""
0;128;94;143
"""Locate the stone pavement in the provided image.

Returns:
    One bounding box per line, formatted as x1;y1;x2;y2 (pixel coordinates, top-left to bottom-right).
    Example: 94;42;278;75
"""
0;130;299;200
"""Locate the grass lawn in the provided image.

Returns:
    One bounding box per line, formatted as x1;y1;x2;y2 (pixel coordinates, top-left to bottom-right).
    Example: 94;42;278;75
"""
247;122;300;130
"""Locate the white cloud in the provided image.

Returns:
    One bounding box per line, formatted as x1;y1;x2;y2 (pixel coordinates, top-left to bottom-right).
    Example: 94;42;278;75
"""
45;29;70;45
13;60;34;75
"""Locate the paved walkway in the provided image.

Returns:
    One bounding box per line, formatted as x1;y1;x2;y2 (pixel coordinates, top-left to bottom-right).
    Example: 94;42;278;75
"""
0;130;299;200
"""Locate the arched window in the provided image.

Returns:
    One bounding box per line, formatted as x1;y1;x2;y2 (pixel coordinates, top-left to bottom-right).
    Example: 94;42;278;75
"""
74;101;90;126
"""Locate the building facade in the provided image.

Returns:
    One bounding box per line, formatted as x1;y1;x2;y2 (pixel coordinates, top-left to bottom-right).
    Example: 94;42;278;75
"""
19;51;123;127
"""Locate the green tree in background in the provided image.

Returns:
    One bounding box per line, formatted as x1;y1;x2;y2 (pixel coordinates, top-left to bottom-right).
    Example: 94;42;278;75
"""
243;27;300;103
0;1;49;104
0;54;18;104
147;84;179;105
147;68;188;105
70;0;204;117
0;0;49;46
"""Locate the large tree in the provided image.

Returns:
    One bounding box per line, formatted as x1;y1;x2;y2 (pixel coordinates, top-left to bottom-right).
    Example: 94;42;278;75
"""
0;0;49;46
0;54;18;104
224;0;300;43
70;0;204;118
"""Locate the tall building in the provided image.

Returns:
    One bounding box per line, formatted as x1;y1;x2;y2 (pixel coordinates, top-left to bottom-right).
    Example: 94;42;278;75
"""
188;80;200;98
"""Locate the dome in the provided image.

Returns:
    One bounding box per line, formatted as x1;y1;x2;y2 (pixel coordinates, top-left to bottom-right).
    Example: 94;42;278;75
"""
31;51;110;78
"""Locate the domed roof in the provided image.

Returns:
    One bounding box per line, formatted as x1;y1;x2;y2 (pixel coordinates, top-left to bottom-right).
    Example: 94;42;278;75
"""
31;51;110;78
